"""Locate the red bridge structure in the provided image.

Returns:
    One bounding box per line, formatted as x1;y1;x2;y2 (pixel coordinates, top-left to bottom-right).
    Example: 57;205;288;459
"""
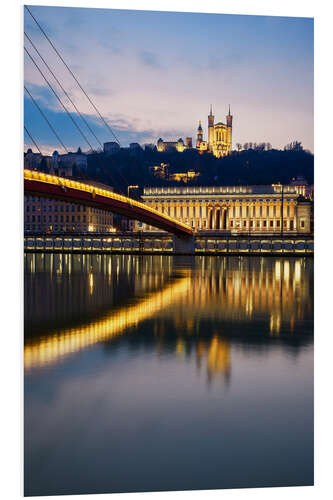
24;169;193;237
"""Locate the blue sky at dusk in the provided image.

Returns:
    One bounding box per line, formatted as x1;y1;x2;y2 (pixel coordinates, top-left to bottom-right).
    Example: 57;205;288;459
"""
24;6;314;154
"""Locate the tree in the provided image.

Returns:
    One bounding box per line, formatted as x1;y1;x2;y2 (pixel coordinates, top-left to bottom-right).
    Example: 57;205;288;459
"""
284;141;303;152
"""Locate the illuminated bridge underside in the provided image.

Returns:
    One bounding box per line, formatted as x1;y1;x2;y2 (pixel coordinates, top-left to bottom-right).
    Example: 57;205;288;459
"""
24;170;193;237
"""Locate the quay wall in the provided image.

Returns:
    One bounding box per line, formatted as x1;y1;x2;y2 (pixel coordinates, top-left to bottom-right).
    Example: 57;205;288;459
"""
24;232;313;256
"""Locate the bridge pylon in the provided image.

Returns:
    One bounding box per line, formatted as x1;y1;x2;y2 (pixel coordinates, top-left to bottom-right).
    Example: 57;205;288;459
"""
173;235;195;254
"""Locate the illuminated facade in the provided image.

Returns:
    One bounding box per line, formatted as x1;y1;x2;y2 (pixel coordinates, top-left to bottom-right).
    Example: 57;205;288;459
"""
157;138;185;153
168;170;200;182
24;195;115;233
156;105;233;157
197;105;233;157
141;184;312;233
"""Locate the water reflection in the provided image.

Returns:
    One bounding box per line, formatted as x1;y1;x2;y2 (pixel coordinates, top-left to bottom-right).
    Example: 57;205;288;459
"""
25;254;313;375
24;254;313;496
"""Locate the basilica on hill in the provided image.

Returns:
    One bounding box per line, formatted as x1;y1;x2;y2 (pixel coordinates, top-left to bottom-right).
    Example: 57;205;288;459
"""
156;105;233;158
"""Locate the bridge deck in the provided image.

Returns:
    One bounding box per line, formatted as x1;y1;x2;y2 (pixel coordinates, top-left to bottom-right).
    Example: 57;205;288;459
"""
24;169;193;236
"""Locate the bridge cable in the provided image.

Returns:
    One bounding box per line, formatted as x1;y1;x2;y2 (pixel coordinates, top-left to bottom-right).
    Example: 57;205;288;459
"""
24;86;68;153
25;46;125;193
25;31;104;150
24;46;96;152
24;126;43;155
25;5;149;198
24;31;129;191
25;5;121;146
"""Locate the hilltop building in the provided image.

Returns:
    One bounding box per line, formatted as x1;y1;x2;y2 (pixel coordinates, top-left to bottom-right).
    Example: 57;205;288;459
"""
104;141;121;155
157;138;185;153
198;105;233;157
155;105;233;158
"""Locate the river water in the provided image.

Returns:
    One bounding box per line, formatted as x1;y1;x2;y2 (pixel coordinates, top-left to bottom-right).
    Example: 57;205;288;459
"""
24;253;313;496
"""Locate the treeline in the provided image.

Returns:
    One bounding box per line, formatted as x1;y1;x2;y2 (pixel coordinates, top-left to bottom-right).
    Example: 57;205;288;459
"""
84;144;313;194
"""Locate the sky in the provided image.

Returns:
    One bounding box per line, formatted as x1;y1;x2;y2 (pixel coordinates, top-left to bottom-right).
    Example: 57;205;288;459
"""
24;6;314;154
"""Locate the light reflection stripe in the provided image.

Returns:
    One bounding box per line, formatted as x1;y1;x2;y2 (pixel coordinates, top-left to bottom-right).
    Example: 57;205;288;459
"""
24;274;191;370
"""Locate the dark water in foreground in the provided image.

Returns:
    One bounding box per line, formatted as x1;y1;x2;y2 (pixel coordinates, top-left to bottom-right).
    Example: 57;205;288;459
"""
24;254;313;496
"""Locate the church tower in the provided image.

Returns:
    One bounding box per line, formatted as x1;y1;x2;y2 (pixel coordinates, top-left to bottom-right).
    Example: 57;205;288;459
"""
208;104;214;152
226;105;233;153
196;120;203;148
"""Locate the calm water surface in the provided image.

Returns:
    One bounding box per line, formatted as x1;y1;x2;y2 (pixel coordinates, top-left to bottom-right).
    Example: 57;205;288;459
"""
24;254;313;496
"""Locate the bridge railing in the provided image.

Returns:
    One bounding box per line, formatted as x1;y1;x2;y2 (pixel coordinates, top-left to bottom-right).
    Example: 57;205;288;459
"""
24;169;192;233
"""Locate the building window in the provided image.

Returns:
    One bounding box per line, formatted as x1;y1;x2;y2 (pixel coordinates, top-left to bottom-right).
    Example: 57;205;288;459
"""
276;220;280;227
301;220;305;228
263;220;267;227
270;220;273;227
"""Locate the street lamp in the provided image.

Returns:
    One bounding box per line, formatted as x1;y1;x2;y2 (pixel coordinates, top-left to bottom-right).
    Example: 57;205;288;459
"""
127;185;139;198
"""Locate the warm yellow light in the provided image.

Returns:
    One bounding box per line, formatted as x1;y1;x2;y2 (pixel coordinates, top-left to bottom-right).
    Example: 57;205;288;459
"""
24;169;192;232
24;274;191;370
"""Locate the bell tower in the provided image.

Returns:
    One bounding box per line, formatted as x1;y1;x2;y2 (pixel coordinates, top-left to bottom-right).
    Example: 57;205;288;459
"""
226;105;233;153
208;104;214;152
226;104;233;128
196;120;203;148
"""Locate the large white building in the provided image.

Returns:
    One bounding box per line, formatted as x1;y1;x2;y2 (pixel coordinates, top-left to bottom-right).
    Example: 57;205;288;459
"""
140;184;312;234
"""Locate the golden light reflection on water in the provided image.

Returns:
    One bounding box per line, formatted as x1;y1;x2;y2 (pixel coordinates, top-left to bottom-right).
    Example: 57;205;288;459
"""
25;274;191;370
24;255;312;372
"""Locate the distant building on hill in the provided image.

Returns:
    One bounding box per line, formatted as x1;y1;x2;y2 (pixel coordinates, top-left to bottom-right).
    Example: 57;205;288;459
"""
51;148;87;177
156;105;233;158
104;141;121;155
